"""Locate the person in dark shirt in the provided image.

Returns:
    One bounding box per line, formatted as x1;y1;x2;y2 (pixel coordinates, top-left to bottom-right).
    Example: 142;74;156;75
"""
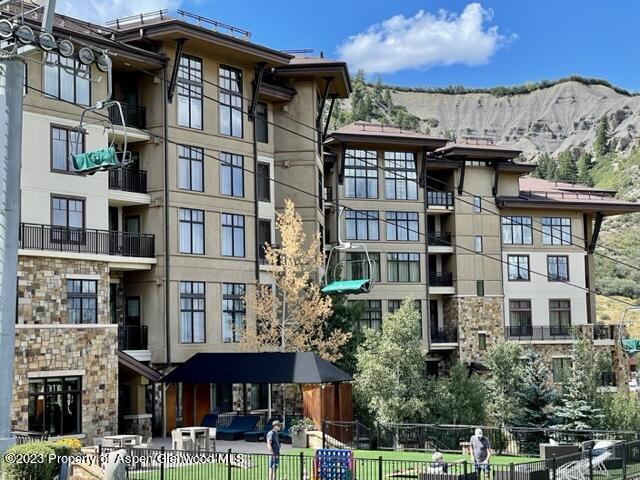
266;420;282;480
470;428;492;476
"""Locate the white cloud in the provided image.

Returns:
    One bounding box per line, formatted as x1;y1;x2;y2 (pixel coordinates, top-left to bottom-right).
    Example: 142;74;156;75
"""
56;0;182;25
337;3;514;74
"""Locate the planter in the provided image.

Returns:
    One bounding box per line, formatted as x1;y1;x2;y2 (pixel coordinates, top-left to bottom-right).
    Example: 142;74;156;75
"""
292;431;309;448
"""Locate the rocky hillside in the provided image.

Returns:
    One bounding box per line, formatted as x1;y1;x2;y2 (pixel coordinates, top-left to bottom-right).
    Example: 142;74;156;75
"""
388;80;640;158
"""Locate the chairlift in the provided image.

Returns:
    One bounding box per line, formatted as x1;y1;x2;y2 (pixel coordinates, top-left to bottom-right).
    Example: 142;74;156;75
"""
68;54;133;175
321;207;375;295
618;306;640;355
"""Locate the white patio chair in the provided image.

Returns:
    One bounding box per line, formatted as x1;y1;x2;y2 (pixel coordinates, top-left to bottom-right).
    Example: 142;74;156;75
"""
557;450;611;480
171;430;194;451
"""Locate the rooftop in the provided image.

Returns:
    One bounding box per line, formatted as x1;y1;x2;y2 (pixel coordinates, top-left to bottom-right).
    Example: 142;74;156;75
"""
325;122;448;148
436;141;523;159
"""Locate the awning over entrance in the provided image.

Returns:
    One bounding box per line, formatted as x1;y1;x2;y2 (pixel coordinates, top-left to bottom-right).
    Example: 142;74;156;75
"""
118;350;162;382
161;352;352;384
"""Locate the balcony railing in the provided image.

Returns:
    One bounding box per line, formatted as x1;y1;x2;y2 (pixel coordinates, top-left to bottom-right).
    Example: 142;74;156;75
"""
431;326;458;343
600;372;617;387
505;325;572;341
108;103;147;130
19;223;155;258
428;231;452;247
109;168;147;194
118;325;148;350
429;271;453;286
427;190;454;207
593;324;616;340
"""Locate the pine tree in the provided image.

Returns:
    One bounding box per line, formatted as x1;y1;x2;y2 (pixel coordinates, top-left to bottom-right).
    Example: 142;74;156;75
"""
371;77;384;110
593;116;611;158
534;153;557;179
556;150;579;182
513;349;557;427
382;88;392;109
350;69;373;121
577;152;594;186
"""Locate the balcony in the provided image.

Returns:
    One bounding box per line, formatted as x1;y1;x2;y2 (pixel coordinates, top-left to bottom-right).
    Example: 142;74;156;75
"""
428;231;454;254
119;325;148;350
593;324;616;340
108;103;146;130
505;325;573;342
19;223;155;261
431;326;458;344
429;272;453;286
427;190;454;211
109;168;147;194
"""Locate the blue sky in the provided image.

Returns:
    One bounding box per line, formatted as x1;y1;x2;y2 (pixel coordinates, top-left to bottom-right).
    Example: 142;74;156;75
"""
70;0;640;91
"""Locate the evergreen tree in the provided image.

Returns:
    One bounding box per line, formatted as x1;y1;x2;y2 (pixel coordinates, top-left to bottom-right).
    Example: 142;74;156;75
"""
577;152;594;186
534;153;556;179
513;349;557;427
556;150;579;182
350;69;373;121
382;88;393;109
372;77;384;109
485;342;523;426
593;116;611;158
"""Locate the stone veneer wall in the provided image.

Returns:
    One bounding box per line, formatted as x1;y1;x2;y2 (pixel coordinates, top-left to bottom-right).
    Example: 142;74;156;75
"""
13;255;118;443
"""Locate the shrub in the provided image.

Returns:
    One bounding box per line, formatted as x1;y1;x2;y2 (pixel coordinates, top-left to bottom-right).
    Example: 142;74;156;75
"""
51;437;82;455
1;442;55;480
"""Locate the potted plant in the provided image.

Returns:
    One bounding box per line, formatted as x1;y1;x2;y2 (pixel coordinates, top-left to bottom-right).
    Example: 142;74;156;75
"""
289;417;316;448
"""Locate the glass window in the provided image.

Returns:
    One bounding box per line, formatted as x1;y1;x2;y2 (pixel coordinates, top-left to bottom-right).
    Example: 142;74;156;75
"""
509;299;532;334
44;53;90;106
344;149;378;198
547;255;569;282
384;152;417;200
177;55;203;129
476;280;485;297
67;279;97;324
345;210;379;240
221;214;245;257
179;208;204;254
386;211;419;241
51;126;83;172
473;196;482;213
28;376;81;435
550;299;571;335
256;102;268;143
478;333;487;351
501;216;533;245
388;299;421;319
356;300;382;331
223;283;245;343
507;255;530;281
180;281;205;343
219;65;243;137
220;153;244;197
257;162;271;202
177;145;203;192
345;252;380;282
542;217;572;245
51;196;84;244
387;253;420;282
552;358;572;383
258;220;271;265
474;236;483;252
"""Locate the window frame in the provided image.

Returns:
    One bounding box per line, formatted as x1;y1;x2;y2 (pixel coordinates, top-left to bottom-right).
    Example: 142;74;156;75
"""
474;235;483;253
220;152;244;198
179;281;206;344
219;64;243;138
177;145;204;192
549;299;572;335
552;357;572;383
542;217;572;245
43;52;91;106
257;162;271;202
476;280;485;297
50;125;85;173
509;299;532;331
384;151;418;200
178;208;205;255
345;210;379;241
507;255;531;281
258;219;272;265
222;283;246;343
359;300;382;331
344;149;378;199
51;195;85;245
501;216;533;245
386;211;419;241
67;279;97;324
28;376;82;435
478;332;487;351
473;196;482;213
255;102;268;143
387;253;421;283
345;252;380;282
547;255;570;282
176;54;203;130
221;213;245;257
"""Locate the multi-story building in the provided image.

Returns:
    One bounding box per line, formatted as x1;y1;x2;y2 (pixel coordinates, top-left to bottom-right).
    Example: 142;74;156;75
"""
323;122;639;385
8;5;349;442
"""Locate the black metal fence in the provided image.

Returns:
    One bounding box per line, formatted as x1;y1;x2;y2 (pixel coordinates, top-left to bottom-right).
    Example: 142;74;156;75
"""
505;326;573;341
427;190;454;207
97;440;640;480
118;325;149;350
431;327;459;344
429;272;454;287
109;168;148;194
428;231;452;247
108;102;147;130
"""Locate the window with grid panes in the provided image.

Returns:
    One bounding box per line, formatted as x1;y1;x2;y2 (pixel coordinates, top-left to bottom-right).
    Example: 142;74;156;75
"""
552;358;572;383
219;65;243;137
547;255;569;281
345;252;380;282
222;283;245;343
67;279;97;324
177;55;203;129
501;216;533;245
386;211;419;241
221;214;245;257
177;145;204;192
387;253;420;282
180;281;205;343
178;208;204;254
344;149;378;198
220;152;244;197
549;299;571;335
507;255;530;281
509;299;532;335
29;377;81;435
44;53;90;106
384;152;418;200
360;300;382;331
345;210;379;240
51;126;83;172
542;217;571;245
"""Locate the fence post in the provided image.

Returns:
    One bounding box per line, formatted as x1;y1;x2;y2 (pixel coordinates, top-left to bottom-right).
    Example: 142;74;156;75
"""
623;443;628;480
299;451;304;480
588;447;594;480
227;448;232;480
463;460;468;480
552;456;557;480
322;421;326;449
378;456;383;480
510;461;515;480
160;445;165;480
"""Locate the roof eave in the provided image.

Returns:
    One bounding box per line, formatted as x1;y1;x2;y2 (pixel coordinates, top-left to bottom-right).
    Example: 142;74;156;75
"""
273;63;352;97
496;197;640;215
325;133;448;148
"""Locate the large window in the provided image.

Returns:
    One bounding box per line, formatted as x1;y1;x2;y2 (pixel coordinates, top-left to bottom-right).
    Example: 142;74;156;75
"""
344;149;378;198
179;208;204;254
44;53;90;106
255;102;268;143
549;299;571;334
547;255;569;282
509;299;532;334
359;300;382;331
177;55;203;129
345;210;379;240
507;255;530;281
180;281;205;343
542;217;572;245
220;153;244;197
257;162;271;202
219;65;243;137
51;126;83;172
388;299;421;319
345;252;380;282
384;152;417;200
386;211;419;241
28;376;81;435
552;358;572;383
177;145;204;192
67;279;97;324
52;196;84;244
222;283;245;343
387;253;420;282
221;214;245;257
501;216;533;245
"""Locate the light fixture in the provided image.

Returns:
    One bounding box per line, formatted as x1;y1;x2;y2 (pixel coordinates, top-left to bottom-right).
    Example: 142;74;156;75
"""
0;20;13;39
38;33;56;51
57;39;74;57
78;46;95;65
15;25;35;44
96;52;111;72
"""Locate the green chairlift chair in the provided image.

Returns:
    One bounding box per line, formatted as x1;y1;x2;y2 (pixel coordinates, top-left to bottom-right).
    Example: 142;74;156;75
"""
619;307;640;355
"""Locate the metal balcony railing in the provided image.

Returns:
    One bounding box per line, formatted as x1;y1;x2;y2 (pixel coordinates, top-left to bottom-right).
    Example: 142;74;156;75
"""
118;325;148;350
593;324;616;340
108;168;147;194
431;326;458;343
427;190;454;207
19;223;155;258
428;231;452;247
505;325;572;341
429;271;453;286
108;103;147;130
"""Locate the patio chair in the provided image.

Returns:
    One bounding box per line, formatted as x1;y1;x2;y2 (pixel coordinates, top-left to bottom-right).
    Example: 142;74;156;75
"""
244;418;275;442
133;436;152;449
171;430;194;451
279;416;297;444
216;415;260;441
557;450;612;480
201;413;218;428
